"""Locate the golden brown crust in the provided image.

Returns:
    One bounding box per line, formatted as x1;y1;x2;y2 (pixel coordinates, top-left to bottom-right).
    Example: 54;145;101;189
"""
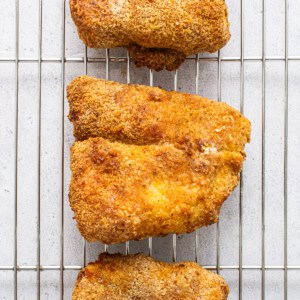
72;253;229;299
70;137;244;244
67;76;251;154
67;76;251;244
69;0;230;71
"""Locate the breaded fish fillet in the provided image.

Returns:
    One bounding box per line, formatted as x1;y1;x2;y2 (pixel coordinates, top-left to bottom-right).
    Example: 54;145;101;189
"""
68;76;251;154
68;76;251;243
69;0;230;71
70;137;244;244
72;253;229;299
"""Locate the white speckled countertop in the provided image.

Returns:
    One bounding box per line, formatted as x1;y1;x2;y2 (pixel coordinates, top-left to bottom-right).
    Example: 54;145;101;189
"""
0;0;300;299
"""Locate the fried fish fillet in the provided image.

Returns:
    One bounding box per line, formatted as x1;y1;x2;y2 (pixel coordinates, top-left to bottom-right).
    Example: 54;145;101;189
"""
67;76;251;154
69;0;230;71
70;137;244;244
72;253;229;299
68;76;251;243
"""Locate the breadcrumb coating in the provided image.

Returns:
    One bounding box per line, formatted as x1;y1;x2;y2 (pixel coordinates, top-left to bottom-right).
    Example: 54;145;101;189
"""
70;137;244;244
72;253;229;299
69;0;230;71
67;76;251;244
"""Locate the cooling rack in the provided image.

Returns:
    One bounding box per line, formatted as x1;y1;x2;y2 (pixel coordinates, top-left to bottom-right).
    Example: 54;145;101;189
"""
1;0;300;299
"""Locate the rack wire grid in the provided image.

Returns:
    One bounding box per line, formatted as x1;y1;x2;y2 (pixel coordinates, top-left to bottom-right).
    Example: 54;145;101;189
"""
0;0;300;299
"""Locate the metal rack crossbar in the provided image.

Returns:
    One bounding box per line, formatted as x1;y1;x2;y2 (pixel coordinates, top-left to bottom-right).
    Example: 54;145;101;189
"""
1;265;300;271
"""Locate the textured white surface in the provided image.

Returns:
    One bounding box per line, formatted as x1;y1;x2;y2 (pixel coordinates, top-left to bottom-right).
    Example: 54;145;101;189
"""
0;0;300;299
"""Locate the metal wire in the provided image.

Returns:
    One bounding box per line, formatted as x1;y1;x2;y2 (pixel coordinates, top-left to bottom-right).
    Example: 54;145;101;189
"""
103;48;110;254
195;54;200;265
1;56;300;63
83;44;88;268
172;71;178;263
261;0;266;299
239;1;245;298
284;1;289;299
216;49;222;275
125;50;131;256
60;1;66;299
14;0;19;299
37;0;43;297
1;264;299;271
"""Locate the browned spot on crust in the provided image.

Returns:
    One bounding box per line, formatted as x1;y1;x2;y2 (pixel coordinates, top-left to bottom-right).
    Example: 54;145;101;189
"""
148;90;163;102
146;124;164;140
91;141;120;174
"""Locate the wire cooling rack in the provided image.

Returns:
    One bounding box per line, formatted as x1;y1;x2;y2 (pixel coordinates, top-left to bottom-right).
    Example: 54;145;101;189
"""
1;0;300;299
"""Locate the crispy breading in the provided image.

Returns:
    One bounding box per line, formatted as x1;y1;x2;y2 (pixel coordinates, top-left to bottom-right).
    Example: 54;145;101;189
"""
69;0;230;71
67;76;251;154
72;253;229;299
126;44;187;72
70;137;244;244
67;76;251;244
